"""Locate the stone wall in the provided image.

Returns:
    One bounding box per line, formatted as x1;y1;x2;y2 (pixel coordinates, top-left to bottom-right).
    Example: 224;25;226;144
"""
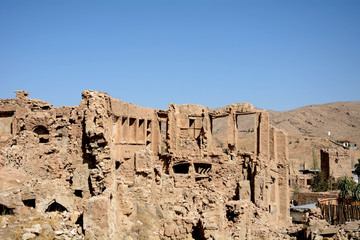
298;191;338;205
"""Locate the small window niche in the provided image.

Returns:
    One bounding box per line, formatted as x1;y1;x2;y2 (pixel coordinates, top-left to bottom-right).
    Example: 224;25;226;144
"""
146;120;152;137
115;160;121;170
189;118;195;128
189;118;195;138
113;116;120;143
129;118;136;143
159;121;167;134
121;117;128;142
74;190;83;198
173;162;190;174
137;119;145;143
45;201;68;213
159;120;167;154
194;163;212;174
22;199;36;208
0;204;14;215
0;111;14;139
33;125;50;143
188;117;203;139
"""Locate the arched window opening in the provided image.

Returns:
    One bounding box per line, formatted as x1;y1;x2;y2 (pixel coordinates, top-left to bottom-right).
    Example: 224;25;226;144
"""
192;220;206;240
33;126;49;143
34;126;49;135
45;201;67;213
0;204;14;215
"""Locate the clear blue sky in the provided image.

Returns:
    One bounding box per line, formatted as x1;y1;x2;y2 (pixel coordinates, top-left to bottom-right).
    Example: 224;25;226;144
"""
0;0;359;111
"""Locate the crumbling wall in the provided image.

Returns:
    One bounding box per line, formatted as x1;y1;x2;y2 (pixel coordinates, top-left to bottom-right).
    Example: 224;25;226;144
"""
0;90;292;240
320;148;353;179
0;91;86;239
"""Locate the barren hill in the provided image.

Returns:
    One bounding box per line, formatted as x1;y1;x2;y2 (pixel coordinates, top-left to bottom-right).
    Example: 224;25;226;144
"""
267;101;360;144
212;102;360;169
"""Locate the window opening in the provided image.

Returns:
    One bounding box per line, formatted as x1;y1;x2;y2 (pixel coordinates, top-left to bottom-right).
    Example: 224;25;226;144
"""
75;214;85;234
146;120;152;137
113;116;119;143
129;118;136;142
192;220;206;240
321;150;330;179
33;126;49;135
75;190;83;198
211;115;228;149
34;125;50;143
138;119;145;143
173;162;190;174
0;204;14;215
0;111;14;138
121;117;128;142
236;114;256;153
115;161;120;169
23;199;36;208
159;120;167;154
194;163;212;174
189;118;195;128
45;201;68;212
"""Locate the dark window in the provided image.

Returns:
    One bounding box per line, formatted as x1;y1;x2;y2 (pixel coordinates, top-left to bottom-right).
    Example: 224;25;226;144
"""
115;161;120;169
33;126;49;135
173;163;190;174
75;190;83;198
0;204;14;215
22;199;36;208
45;201;67;212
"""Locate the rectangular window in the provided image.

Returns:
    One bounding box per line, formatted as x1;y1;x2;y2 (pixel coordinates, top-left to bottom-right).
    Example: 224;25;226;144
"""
236;114;256;153
137;119;145;143
121;117;128;142
211;115;228;149
129;118;136;143
0;111;14;140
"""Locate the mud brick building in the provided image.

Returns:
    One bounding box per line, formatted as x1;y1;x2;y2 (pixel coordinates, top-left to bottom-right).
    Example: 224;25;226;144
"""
0;91;291;239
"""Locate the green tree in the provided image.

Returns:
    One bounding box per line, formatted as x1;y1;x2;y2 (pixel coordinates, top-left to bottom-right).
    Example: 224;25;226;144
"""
338;176;355;201
352;182;360;202
354;159;360;174
311;173;337;192
311;172;329;192
312;149;319;170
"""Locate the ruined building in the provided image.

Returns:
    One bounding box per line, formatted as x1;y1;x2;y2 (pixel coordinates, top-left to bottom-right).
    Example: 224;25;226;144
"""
0;91;291;239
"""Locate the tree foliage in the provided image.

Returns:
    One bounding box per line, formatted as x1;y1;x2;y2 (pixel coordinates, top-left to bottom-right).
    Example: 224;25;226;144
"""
312;149;319;170
352;182;360;202
311;172;336;192
338;176;355;201
354;159;360;174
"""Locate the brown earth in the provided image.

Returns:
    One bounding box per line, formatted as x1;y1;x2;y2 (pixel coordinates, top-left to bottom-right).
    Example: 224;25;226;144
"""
213;101;360;146
267;101;360;145
213;101;360;175
268;102;360;172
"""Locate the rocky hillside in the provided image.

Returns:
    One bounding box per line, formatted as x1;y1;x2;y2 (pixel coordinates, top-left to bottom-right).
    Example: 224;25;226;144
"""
212;102;360;170
268;101;360;144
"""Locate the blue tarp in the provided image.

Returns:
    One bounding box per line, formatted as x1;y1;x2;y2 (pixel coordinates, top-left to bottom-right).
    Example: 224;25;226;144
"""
290;202;317;210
